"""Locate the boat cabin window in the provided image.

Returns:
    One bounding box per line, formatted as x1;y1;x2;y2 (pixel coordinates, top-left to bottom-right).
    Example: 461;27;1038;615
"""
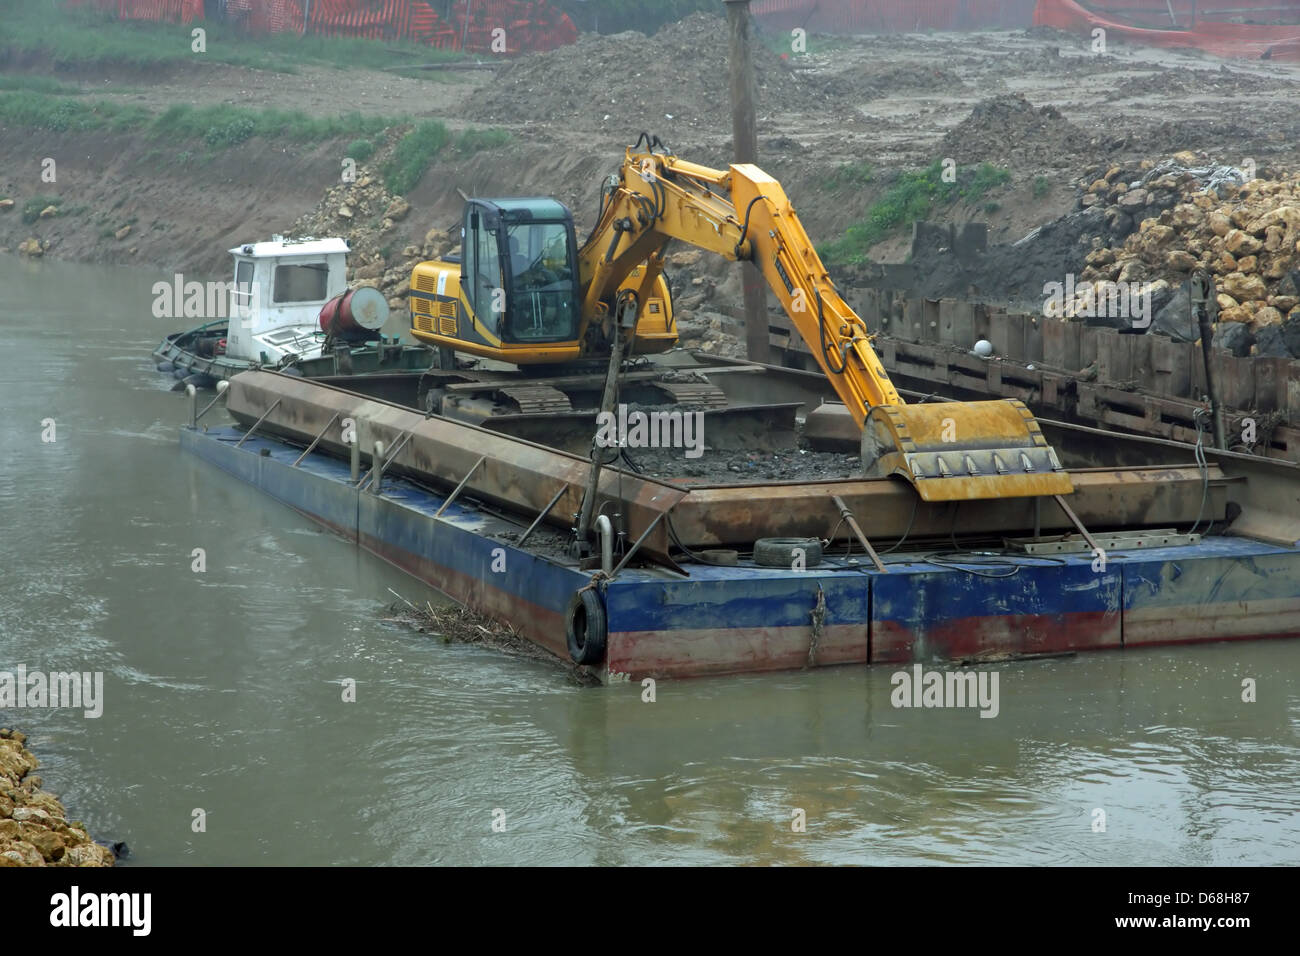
272;262;330;304
503;221;576;342
233;260;255;317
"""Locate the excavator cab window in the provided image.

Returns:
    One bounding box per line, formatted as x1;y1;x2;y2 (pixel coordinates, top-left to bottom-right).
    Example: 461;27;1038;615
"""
467;208;504;337
502;221;577;343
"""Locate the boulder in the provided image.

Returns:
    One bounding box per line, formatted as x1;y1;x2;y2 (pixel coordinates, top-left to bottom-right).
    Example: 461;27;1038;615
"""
1281;316;1300;357
114;225;131;241
383;198;411;221
1212;320;1253;356
16;238;43;257
1224;229;1262;256
1253;323;1291;357
1221;272;1268;302
39;205;58;219
1250;305;1284;330
0;198;14;212
1152;281;1196;341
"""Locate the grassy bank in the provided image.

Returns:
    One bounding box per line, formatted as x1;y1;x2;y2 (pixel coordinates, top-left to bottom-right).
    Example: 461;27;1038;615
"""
820;160;1012;265
0;92;510;194
0;0;465;73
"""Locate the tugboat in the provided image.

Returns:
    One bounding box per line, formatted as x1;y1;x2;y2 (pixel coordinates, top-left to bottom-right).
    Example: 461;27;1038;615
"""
152;236;432;388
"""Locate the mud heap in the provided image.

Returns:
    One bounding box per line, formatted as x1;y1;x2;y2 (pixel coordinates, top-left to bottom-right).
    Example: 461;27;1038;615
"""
1073;151;1300;357
1;729;114;867
938;94;1093;171
465;13;837;130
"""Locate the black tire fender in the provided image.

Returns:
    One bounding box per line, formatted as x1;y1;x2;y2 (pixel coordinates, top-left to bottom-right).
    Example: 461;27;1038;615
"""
566;588;608;666
753;537;823;568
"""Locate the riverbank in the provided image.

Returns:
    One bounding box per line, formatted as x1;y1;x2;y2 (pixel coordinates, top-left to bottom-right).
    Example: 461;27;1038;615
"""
0;729;115;866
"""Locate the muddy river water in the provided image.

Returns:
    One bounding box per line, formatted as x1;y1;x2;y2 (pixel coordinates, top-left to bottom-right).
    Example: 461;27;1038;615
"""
1;253;1298;865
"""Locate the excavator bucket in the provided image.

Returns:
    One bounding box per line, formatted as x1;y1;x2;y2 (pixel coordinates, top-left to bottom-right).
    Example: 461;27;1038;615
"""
861;399;1072;502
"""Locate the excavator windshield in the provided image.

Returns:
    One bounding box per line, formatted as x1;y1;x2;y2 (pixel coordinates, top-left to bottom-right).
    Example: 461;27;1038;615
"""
504;221;577;342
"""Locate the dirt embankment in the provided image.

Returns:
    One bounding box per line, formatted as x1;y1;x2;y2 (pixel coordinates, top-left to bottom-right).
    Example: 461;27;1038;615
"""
7;11;1300;351
1;729;115;866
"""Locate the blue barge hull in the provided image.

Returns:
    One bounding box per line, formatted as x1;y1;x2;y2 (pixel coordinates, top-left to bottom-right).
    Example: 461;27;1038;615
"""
182;425;1300;681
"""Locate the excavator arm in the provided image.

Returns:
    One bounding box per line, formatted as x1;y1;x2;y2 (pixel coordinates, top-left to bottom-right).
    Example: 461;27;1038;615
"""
577;140;1072;502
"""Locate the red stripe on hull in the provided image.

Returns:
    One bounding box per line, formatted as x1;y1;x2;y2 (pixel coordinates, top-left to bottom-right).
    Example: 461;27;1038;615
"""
872;610;1122;664
608;623;867;679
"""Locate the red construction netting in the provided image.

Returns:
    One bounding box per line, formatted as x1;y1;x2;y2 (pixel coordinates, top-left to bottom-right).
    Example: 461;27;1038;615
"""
1034;0;1300;61
65;0;577;52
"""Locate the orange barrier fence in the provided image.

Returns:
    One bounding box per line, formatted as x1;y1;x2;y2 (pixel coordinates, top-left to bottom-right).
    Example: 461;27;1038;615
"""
66;0;577;52
1034;0;1300;60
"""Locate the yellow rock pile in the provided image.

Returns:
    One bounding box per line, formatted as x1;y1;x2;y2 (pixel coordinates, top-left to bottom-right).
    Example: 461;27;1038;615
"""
0;729;114;867
288;166;458;322
1078;151;1300;335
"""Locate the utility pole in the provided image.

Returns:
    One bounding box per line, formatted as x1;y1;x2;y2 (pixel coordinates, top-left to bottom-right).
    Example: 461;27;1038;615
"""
724;0;770;363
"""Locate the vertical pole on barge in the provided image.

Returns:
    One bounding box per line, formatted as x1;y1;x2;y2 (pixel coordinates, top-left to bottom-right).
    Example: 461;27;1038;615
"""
1192;271;1227;450
725;0;770;364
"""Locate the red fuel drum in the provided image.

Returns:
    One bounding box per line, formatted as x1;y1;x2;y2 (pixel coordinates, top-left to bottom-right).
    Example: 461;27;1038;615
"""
319;287;389;340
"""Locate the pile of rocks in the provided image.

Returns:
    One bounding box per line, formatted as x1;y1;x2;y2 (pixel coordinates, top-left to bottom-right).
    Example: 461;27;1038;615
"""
1;729;114;867
287;163;459;320
1073;151;1300;357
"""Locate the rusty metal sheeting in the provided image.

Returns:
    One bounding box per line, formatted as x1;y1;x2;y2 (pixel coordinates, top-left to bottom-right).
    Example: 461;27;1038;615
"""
224;371;687;562
226;371;1227;566
675;467;1226;548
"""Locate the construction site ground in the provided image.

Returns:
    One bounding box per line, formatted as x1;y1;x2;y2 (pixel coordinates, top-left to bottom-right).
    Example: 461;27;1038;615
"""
6;13;1300;352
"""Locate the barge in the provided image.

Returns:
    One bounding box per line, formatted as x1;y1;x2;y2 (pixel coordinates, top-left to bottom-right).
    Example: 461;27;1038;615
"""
179;359;1300;681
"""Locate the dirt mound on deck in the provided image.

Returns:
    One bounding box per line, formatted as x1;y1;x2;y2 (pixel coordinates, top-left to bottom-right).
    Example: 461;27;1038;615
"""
939;94;1093;170
465;12;840;132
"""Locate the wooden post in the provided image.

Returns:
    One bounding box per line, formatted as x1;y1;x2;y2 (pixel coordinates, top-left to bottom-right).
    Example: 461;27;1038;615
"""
725;0;770;363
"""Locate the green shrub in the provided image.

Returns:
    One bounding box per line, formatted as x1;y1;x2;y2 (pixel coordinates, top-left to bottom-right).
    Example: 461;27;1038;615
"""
21;195;63;224
345;138;376;162
820;161;1011;265
382;121;451;195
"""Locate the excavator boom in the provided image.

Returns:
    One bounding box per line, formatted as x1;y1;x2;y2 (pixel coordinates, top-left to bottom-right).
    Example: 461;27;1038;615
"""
577;141;1071;502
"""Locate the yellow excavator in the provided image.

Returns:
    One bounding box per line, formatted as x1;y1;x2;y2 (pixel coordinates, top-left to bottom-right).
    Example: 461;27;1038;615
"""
409;134;1071;504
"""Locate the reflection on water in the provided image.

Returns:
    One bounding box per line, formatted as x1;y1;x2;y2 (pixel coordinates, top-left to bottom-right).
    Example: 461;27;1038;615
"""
1;253;1297;865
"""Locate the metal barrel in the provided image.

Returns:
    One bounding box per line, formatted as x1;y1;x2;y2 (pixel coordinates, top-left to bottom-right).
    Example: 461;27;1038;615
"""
319;287;389;340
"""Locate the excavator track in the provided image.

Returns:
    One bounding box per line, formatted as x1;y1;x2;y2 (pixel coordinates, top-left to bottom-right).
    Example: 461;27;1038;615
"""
648;380;730;408
495;385;573;415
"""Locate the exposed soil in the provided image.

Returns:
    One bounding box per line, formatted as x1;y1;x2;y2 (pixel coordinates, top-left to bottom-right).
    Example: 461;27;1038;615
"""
6;11;1300;337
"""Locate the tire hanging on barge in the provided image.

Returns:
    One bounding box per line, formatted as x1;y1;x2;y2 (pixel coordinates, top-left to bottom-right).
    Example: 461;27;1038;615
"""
566;588;607;666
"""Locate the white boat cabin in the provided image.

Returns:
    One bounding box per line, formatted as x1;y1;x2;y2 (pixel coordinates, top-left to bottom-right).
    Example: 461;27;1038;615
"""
225;236;349;363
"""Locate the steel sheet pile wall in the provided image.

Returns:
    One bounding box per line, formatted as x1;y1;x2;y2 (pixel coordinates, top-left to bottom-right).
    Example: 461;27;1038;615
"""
763;288;1300;460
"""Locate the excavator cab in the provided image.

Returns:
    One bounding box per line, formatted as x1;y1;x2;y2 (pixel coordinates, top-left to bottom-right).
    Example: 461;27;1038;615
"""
411;195;679;365
463;198;580;344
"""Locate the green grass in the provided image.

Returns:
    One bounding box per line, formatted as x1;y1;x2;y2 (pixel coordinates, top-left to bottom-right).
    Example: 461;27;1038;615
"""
380;123;512;195
345;138;377;162
0;0;466;73
0;74;83;95
820;160;1012;265
822;161;874;191
21;194;62;224
1033;174;1051;199
381;121;451;195
452;127;512;155
0;92;399;146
